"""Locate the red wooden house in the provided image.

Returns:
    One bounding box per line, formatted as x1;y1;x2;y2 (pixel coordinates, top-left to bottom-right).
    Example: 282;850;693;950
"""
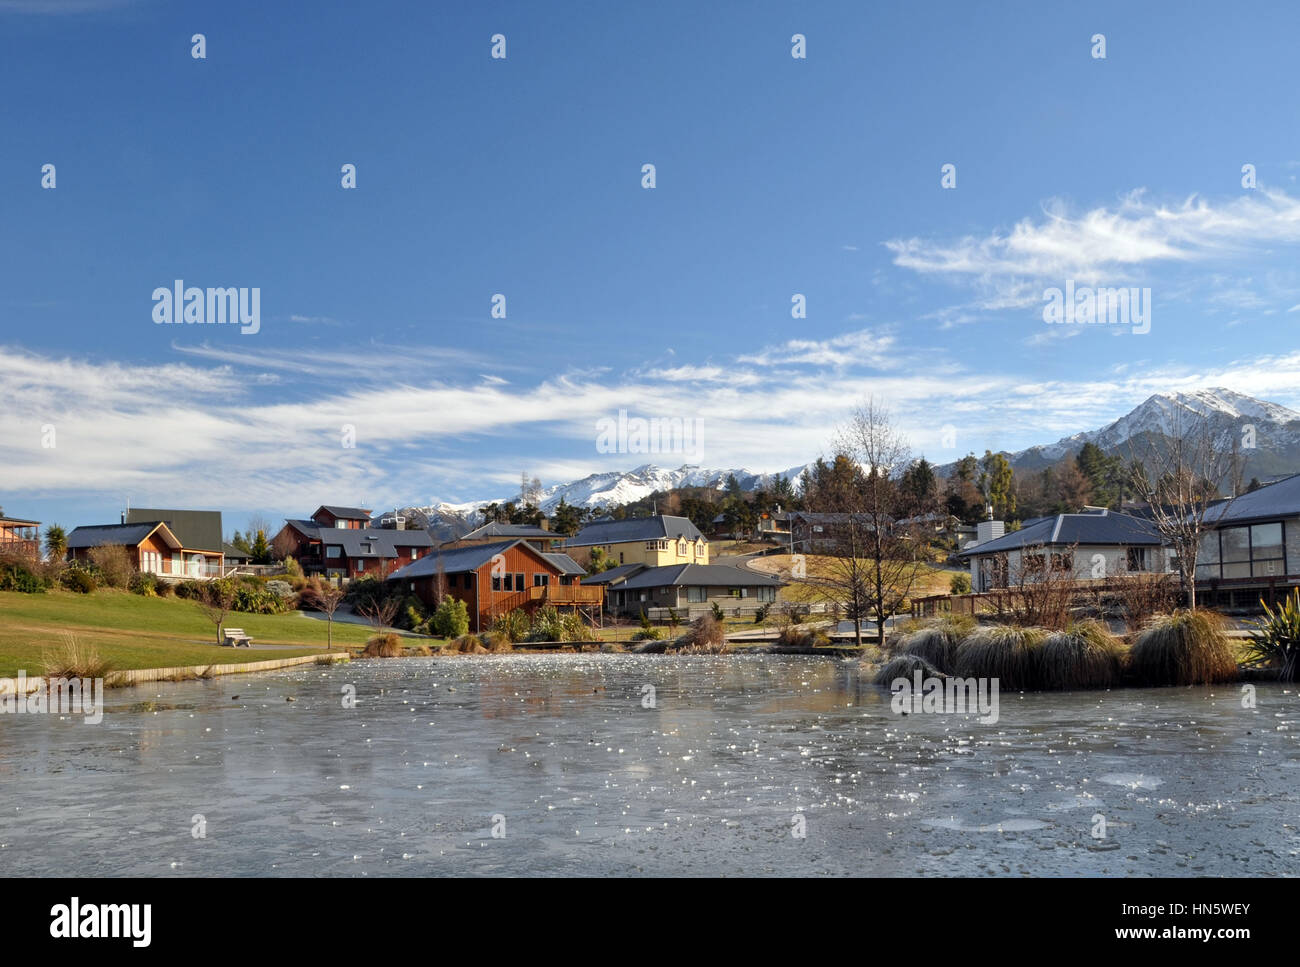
387;538;601;632
272;505;433;580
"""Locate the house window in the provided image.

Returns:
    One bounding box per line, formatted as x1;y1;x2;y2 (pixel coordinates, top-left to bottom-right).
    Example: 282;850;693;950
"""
534;573;549;587
687;587;706;603
326;546;341;558
492;574;502;592
360;543;372;554
1206;522;1286;580
678;541;686;556
1126;547;1148;572
757;586;776;603
1050;552;1073;573
515;572;524;591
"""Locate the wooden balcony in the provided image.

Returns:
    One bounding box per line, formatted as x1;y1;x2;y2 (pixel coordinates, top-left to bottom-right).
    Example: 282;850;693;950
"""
527;584;604;606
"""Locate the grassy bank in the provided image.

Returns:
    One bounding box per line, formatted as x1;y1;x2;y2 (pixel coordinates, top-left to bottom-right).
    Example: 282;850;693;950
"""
0;589;375;677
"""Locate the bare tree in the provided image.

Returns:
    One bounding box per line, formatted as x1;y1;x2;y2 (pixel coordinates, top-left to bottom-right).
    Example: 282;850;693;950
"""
355;593;401;635
317;584;346;649
800;399;933;648
196;578;237;645
1126;408;1238;610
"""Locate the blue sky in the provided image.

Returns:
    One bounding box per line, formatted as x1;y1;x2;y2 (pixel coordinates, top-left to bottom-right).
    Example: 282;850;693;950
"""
4;0;1300;534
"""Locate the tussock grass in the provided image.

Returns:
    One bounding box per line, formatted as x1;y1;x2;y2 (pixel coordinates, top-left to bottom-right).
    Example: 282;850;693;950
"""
873;653;945;686
669;614;730;654
899;614;975;673
480;631;514;653
953;625;1047;691
361;633;404;658
1040;620;1126;690
41;634;113;680
442;635;488;655
1129;610;1237;686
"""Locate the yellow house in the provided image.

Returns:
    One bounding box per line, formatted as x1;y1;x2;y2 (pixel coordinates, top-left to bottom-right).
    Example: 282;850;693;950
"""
565;515;709;568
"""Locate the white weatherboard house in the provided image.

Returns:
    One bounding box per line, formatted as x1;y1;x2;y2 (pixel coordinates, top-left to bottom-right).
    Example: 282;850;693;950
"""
958;509;1171;592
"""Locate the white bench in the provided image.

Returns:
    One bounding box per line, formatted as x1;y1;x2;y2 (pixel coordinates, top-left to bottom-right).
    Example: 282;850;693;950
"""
223;627;254;647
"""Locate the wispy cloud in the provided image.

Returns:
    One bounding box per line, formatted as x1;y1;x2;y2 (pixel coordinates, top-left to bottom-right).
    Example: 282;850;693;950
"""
886;188;1300;311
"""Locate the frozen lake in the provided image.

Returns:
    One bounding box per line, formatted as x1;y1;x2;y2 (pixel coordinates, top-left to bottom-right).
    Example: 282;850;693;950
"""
3;655;1298;876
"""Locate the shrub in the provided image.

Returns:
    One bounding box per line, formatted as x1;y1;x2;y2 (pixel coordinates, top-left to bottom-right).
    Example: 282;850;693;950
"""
1130;610;1238;686
754;603;771;624
873;653;945;686
174;580;205;600
431;598;470;639
265;580;294;600
526;605;568;642
480;630;513;652
559;612;590;642
953;625;1048;691
0;559;49;593
1244;590;1300;681
61;568;96;594
638;609;652;630
491;608;530;643
282;556;303;578
87;544;136;590
710;601;725;622
631;627;663;641
154;579;174;597
232;584;289;614
950;573;972;595
671;613;729;654
129;572;157;597
361;633;404;658
1039;620;1126;690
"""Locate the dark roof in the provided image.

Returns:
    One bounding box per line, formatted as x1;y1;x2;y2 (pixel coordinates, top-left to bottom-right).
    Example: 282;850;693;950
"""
223;543;251;560
388;539;568;581
314;505;372;521
317;527;434;558
567;515;705;547
539;551;586;576
283;519;322;540
126;508;223;552
616;563;784;591
1204;473;1300;526
579;562;647;585
68;521;179;550
461;522;555;540
958;510;1163;557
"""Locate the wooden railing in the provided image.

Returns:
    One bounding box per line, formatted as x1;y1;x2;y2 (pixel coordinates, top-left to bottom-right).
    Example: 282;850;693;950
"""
527;584;604;606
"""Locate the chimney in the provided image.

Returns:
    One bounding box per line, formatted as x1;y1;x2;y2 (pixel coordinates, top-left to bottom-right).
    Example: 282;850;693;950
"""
976;520;1005;545
539;518;549;532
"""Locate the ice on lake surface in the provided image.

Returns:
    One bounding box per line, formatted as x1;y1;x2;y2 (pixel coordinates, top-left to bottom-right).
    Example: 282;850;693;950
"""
2;654;1297;876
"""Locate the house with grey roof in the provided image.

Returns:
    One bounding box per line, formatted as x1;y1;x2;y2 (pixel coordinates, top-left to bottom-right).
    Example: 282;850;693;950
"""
272;504;433;580
583;560;783;619
388;538;601;632
957;509;1170;593
444;520;563;552
565;515;710;569
67;519;224;578
1197;472;1300;607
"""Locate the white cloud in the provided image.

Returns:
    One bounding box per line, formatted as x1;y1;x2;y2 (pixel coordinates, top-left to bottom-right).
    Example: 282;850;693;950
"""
886;188;1300;310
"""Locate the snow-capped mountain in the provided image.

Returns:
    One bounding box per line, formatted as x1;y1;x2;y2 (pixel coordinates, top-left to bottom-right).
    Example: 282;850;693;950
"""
954;388;1300;476
399;462;812;533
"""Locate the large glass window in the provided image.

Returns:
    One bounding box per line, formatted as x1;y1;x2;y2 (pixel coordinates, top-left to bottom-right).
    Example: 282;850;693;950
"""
1203;523;1288;579
687;587;706;603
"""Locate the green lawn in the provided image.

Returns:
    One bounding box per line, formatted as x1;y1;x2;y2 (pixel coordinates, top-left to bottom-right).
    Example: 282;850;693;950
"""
0;589;375;677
